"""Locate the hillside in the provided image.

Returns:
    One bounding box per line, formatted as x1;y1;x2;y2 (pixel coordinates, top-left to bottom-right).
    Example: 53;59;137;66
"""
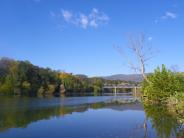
102;74;143;82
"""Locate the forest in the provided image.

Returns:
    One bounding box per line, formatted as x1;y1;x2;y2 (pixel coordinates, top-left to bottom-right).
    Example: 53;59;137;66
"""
0;58;126;96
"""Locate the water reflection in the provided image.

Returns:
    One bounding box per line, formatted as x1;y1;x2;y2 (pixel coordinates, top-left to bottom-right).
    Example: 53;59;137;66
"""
144;103;184;138
0;96;140;132
0;96;183;138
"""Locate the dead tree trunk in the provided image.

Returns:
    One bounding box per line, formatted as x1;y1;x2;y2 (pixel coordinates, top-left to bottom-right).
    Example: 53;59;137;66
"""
114;33;155;84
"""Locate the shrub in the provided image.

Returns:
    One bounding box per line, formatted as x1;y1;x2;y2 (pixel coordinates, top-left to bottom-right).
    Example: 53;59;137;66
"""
142;64;183;101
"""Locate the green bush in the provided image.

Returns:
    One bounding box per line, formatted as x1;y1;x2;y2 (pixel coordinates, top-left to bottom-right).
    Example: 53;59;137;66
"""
142;64;184;101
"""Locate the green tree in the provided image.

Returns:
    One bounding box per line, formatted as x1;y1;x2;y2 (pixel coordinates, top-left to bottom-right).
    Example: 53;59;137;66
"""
142;64;182;101
59;73;82;93
0;58;60;96
0;75;14;94
91;77;103;94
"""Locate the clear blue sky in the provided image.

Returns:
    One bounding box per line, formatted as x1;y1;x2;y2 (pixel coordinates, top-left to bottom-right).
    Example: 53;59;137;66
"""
0;0;184;76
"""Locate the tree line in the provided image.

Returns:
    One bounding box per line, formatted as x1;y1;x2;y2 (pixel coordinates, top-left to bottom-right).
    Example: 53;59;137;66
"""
0;58;127;96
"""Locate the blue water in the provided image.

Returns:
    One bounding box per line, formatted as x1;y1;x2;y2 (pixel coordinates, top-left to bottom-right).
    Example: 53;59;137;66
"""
0;96;181;138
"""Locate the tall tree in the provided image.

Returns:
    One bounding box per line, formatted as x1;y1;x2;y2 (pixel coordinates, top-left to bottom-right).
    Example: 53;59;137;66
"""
114;33;155;83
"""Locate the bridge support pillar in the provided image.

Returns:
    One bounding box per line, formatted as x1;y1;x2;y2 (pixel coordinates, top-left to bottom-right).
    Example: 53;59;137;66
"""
134;87;137;96
114;87;117;96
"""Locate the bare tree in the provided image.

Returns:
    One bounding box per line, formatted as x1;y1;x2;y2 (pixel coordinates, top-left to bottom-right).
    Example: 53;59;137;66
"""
114;33;155;83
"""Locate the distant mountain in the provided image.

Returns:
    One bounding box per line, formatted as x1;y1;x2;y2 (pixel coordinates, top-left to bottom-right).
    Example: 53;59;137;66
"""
102;74;143;82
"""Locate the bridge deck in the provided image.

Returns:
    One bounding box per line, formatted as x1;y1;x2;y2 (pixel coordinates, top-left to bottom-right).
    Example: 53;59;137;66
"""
102;85;141;96
103;86;141;89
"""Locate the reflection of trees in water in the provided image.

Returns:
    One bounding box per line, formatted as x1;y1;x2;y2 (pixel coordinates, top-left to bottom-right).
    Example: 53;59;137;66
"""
144;104;184;138
129;119;148;138
0;100;124;132
176;116;184;138
2;98;183;138
0;106;61;132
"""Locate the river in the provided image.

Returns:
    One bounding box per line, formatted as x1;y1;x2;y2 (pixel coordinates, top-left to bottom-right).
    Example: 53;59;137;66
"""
0;95;183;138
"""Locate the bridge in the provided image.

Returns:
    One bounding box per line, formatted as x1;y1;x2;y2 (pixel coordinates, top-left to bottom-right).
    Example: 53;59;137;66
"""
102;83;141;96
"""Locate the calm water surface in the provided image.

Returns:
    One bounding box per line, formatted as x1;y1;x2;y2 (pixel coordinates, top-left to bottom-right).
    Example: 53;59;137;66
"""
0;95;183;138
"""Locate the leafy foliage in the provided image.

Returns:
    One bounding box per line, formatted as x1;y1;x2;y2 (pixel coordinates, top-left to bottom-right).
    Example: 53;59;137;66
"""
0;58;133;96
0;58;60;96
142;64;184;101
